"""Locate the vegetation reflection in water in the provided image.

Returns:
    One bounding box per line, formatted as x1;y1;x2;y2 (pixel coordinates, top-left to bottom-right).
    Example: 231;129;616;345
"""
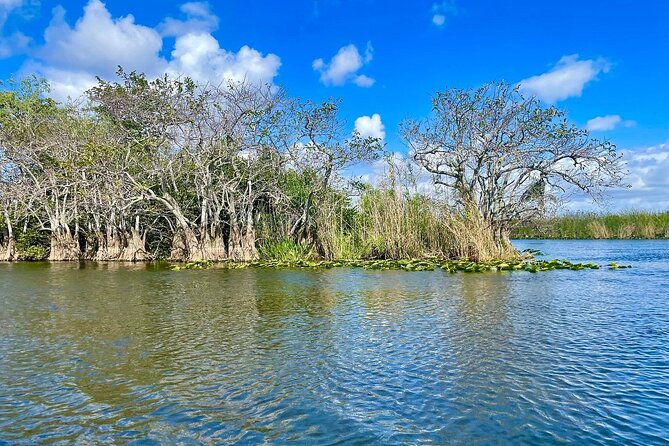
1;240;667;444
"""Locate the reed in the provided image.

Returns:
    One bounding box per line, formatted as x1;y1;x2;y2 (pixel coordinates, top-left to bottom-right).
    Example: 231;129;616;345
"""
512;211;669;239
312;181;518;262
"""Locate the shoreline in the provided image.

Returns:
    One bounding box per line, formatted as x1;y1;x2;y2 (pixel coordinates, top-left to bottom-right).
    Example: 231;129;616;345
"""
1;257;629;272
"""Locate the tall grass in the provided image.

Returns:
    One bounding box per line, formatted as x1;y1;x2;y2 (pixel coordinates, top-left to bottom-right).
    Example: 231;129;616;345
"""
313;183;517;262
442;206;518;261
258;238;315;262
355;187;450;259
259;162;521;262
512;211;669;239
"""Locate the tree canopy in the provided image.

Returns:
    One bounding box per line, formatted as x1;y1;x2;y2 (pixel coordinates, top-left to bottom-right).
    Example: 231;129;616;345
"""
401;81;625;241
0;76;625;262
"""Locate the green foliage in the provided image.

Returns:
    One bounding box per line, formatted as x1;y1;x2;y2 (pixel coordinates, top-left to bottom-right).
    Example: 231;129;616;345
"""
17;245;48;261
6;74;625;266
16;230;49;261
170;257;614;274
258;239;315;262
513;211;669;239
171;259;213;270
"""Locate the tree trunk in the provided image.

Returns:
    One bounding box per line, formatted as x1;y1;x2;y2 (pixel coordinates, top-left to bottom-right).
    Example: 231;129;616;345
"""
1;211;14;261
49;229;80;261
227;223;244;261
120;228;150;262
240;224;258;261
83;231;99;260
1;236;15;261
228;223;258;261
230;200;258;262
200;231;227;261
170;228;201;261
95;230;124;261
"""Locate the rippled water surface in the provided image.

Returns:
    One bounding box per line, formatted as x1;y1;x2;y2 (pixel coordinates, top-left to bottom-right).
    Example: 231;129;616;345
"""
1;240;668;445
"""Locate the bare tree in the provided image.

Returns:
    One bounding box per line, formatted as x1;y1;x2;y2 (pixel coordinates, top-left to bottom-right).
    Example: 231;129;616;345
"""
89;70;284;261
401;81;626;243
271;98;382;249
0;147;19;260
0;78;92;260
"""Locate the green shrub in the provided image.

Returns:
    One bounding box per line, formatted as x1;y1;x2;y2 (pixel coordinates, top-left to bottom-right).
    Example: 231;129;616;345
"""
18;245;48;261
16;229;49;261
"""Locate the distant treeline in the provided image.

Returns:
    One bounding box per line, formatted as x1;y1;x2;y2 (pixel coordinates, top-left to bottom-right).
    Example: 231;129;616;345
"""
512;211;669;239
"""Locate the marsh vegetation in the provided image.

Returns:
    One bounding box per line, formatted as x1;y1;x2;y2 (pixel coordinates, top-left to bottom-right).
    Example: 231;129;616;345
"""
0;75;624;263
513;210;669;239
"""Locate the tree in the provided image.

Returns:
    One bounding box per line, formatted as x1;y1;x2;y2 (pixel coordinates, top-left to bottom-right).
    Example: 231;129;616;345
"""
0;77;95;260
89;70;285;261
271;98;382;252
401;81;626;244
0;143;19;260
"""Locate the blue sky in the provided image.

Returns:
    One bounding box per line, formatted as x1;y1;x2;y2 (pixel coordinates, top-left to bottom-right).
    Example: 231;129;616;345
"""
1;0;668;209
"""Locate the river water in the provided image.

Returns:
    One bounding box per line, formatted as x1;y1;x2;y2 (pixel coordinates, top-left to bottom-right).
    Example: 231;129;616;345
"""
1;240;668;445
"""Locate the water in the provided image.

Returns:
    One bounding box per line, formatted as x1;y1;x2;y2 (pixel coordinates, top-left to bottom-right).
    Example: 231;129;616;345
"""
1;240;668;445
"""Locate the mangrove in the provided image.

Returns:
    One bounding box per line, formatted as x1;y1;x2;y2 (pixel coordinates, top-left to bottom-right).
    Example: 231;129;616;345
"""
0;75;625;264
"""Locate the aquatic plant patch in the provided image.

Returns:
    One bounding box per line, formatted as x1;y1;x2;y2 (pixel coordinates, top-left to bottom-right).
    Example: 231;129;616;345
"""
171;258;629;273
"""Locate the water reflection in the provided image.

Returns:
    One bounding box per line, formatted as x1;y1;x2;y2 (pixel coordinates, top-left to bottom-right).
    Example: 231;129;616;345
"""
1;242;669;445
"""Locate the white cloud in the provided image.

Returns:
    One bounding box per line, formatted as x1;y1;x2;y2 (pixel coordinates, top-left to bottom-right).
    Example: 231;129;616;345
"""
622;143;669;192
0;0;32;58
586;114;636;132
354;113;385;140
0;30;29;57
24;63;99;102
565;141;669;211
519;55;611;103
313;42;374;87
23;0;281;102
38;1;164;77
166;33;280;86
431;1;457;27
353;74;375;87
158;2;219;37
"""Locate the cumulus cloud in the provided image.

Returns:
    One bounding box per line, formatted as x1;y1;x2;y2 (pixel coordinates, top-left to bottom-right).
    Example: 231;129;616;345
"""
431;1;457;27
158;2;219;37
620;143;669;206
354;113;385;140
313;42;374;87
23;0;280;102
586;114;636;132
166;32;280;86
0;0;33;58
39;1;164;76
353;74;375;87
0;29;29;57
565;142;669;211
519;55;610;103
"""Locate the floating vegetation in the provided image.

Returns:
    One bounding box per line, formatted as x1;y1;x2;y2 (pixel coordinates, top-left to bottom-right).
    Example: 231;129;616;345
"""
607;262;633;270
170;260;214;271
521;248;546;257
168;258;621;273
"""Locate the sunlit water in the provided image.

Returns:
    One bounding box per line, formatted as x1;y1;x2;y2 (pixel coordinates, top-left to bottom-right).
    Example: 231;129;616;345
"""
1;240;668;445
